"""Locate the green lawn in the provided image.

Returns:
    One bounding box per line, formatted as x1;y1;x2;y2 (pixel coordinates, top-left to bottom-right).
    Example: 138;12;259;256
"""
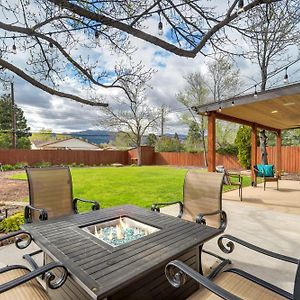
11;166;253;211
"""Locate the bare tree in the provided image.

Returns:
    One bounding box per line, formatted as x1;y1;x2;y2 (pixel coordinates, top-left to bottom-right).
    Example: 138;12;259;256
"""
242;0;300;91
0;0;278;105
207;55;241;102
98;76;161;166
240;1;300;163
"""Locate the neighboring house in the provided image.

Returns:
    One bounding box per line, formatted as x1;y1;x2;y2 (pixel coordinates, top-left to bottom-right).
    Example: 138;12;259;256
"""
32;138;101;150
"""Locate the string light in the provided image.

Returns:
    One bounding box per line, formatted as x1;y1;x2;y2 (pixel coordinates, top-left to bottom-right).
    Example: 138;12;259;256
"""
158;12;163;36
254;85;258;97
284;67;289;84
218;106;222;112
238;0;244;13
12;36;17;54
231;100;235;106
95;30;100;40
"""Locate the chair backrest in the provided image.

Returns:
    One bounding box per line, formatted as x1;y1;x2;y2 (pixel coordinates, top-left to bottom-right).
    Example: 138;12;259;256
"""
26;167;74;221
182;171;224;228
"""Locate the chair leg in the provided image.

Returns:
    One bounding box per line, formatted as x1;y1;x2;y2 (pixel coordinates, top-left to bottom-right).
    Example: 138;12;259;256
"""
264;181;266;191
23;249;43;270
277;180;279;190
240;186;242;201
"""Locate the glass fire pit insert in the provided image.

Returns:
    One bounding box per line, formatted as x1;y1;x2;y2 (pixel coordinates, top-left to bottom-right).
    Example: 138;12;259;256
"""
82;217;160;247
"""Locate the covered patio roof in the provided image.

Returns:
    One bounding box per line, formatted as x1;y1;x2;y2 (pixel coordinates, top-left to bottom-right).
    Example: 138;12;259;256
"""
193;83;300;181
194;82;300;131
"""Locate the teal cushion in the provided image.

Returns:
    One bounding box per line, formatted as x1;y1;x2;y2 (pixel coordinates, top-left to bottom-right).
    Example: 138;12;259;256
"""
263;165;274;177
256;164;274;177
256;164;265;177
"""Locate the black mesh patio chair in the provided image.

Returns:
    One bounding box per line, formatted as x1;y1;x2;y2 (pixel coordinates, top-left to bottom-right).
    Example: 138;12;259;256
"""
152;171;229;275
254;164;279;191
23;166;100;270
166;234;299;299
0;231;68;300
216;166;243;201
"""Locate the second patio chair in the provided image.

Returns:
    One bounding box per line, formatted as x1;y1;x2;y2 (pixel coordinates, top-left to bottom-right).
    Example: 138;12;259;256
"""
151;171;226;230
24;166;100;223
152;171;228;276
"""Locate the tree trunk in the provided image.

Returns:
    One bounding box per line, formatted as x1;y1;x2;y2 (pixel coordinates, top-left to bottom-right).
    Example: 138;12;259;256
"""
200;116;208;167
259;130;268;164
137;145;142;166
261;67;267;92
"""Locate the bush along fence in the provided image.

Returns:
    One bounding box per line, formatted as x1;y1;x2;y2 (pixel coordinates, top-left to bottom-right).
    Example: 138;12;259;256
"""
0;146;299;173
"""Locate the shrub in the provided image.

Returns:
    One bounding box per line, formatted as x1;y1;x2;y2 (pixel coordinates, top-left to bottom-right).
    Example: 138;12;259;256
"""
34;161;51;168
79;163;85;167
0;212;24;233
14;162;28;169
217;145;238;155
2;164;15;171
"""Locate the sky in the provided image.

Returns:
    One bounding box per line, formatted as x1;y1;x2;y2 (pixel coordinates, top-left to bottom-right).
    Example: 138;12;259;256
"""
1;1;300;135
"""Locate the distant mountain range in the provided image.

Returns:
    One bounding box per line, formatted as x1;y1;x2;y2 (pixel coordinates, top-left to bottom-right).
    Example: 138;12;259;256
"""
67;130;187;145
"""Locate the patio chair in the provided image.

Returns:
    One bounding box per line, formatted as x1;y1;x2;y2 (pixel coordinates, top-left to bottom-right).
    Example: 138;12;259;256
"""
24;166;100;223
152;171;229;275
23;166;100;270
0;230;68;299
254;164;279;191
166;234;299;299
216;166;243;201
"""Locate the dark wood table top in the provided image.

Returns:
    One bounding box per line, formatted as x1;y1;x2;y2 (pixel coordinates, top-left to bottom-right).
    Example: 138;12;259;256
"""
22;205;222;299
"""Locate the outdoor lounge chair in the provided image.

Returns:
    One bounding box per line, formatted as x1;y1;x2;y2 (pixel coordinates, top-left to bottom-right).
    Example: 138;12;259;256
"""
166;234;300;299
0;230;68;300
254;164;279;191
24;166;100;223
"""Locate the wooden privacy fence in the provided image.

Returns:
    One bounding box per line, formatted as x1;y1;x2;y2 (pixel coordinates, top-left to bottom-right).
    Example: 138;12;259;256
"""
257;146;300;173
0;149;128;166
154;152;241;169
0;146;299;173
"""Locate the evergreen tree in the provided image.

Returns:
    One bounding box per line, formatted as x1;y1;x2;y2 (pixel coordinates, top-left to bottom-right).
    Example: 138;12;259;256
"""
184;121;202;153
0;95;31;149
146;133;157;146
235;126;252;169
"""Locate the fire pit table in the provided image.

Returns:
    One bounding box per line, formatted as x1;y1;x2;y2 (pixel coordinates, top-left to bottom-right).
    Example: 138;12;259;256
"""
22;205;222;300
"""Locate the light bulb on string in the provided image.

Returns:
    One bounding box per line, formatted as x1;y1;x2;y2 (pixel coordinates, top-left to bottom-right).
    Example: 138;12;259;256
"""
237;0;244;13
283;67;289;84
12;36;17;54
254;85;258;97
231;100;235;106
218;106;222;112
158;12;163;36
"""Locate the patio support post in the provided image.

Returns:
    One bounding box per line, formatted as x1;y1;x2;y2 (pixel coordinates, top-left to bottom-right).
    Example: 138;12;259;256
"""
251;123;257;186
207;112;216;172
276;130;282;179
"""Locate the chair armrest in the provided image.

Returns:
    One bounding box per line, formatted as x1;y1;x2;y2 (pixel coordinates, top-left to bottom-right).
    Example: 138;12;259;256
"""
24;205;48;224
73;198;100;214
165;260;241;300
151;201;183;218
196;210;227;231
0;261;68;293
218;234;299;264
228;174;243;184
0;230;33;249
